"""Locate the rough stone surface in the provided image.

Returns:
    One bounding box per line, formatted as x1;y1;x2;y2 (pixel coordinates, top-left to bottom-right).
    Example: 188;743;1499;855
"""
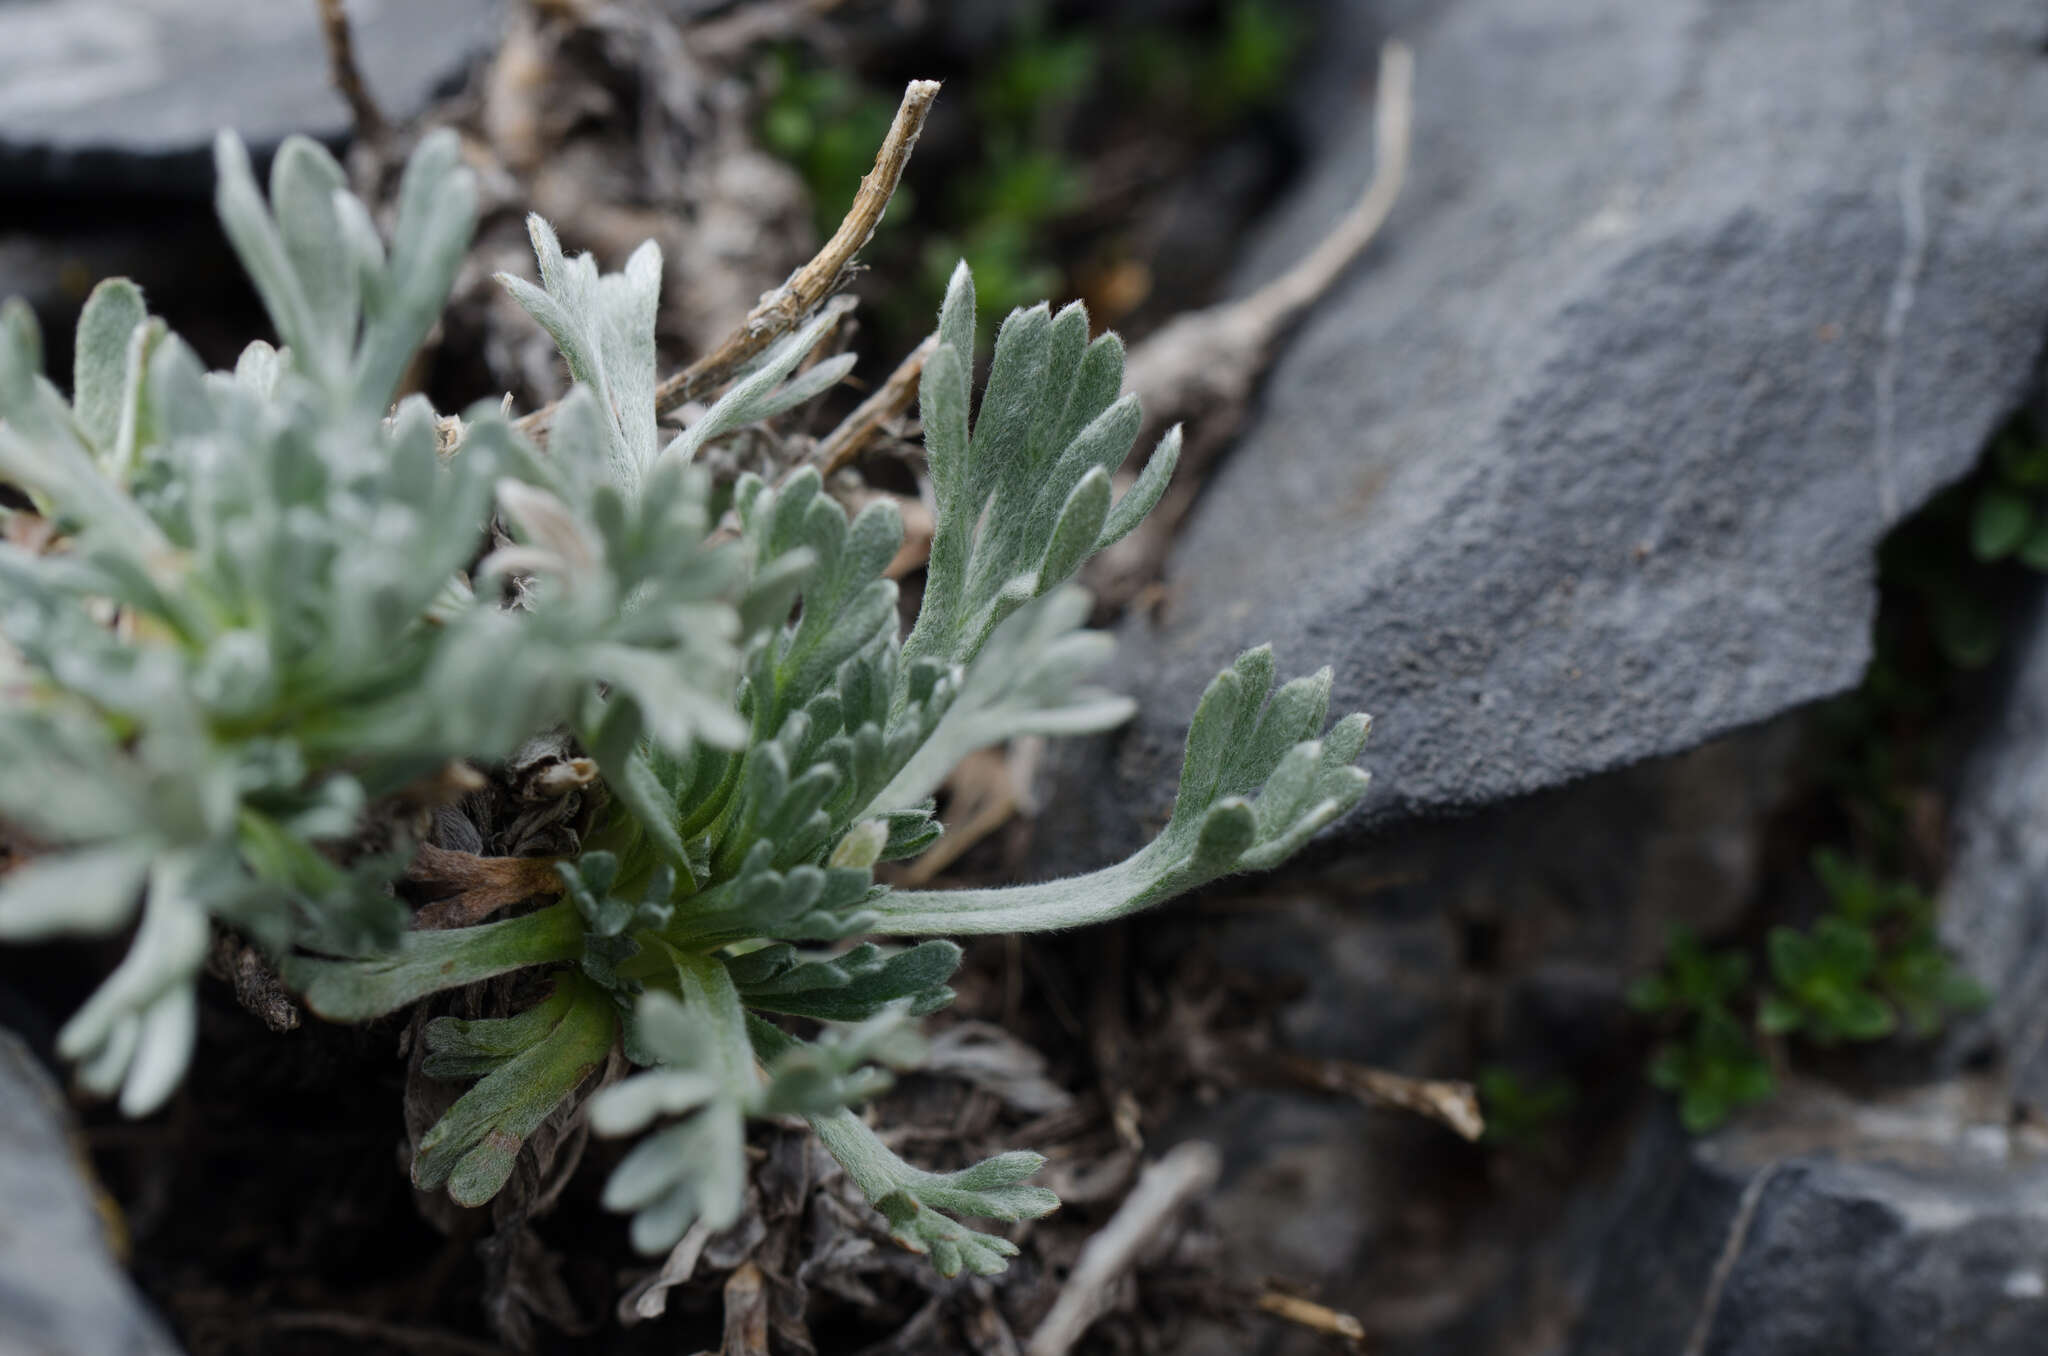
1056;0;2048;866
1168;721;1800;1354
0;0;503;193
1942;584;2048;1118
0;1030;184;1356
1568;1080;2048;1356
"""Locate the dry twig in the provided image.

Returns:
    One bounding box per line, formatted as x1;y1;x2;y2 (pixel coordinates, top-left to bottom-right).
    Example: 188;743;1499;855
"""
811;334;936;476
1258;1289;1368;1347
1269;1051;1484;1142
1025;1141;1222;1356
653;77;937;413
515;79;939;444
314;0;389;142
1100;42;1414;604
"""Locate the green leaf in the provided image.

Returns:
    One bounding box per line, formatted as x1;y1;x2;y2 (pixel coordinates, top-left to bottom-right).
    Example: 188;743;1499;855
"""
898;274;1177;692
869;650;1370;936
0;844;152;940
1994;425;2048;487
71;279;148;456
874;587;1135;811
1767;926;1818;988
1833;989;1897;1043
289;902;586;1021
56;855;212;1117
500;216;661;490
1970;485;2033;561
1679;1084;1731;1134
2019;520;2048;572
734;939;961;1022
807;1105;1058;1278
1757;992;1804;1035
1810;917;1877;980
664;305;851;467
752;1009;923;1116
413;975;618;1207
591;954;757;1252
1626;975;1673;1013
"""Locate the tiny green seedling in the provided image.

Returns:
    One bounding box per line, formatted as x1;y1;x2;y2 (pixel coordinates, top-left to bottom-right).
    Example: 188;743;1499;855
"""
1645;1007;1776;1135
1632;848;1989;1132
1475;1065;1575;1146
1629;929;1774;1133
1759;917;1895;1046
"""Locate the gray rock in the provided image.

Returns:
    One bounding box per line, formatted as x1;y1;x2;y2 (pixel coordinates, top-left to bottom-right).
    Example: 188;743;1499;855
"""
1568;1079;2048;1356
0;1030;184;1356
0;0;503;193
1059;0;2048;864
1942;585;2048;1117
1166;720;1799;1355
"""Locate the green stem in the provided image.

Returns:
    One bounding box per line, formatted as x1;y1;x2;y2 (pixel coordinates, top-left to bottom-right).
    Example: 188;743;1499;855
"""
666;944;757;1093
861;852;1173;936
806;1105;906;1203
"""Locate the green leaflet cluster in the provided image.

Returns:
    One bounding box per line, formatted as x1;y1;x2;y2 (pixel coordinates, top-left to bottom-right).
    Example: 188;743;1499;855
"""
0;129;1373;1276
1630;850;1987;1133
0;131;514;1113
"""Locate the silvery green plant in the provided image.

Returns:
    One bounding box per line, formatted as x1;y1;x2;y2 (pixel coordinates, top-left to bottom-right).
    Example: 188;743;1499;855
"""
0;129;1371;1277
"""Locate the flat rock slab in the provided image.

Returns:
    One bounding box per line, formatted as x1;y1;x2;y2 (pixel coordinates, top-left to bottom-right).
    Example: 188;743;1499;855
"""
1568;1081;2048;1356
0;0;502;194
0;1030;184;1356
1060;0;2048;863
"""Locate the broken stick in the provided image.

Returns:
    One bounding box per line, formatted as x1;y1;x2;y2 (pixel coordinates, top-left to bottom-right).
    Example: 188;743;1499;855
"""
1026;1141;1222;1356
810;334;936;476
516;78;939;445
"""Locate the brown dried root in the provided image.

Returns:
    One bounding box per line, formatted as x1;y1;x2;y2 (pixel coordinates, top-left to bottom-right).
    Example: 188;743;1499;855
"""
1096;41;1415;608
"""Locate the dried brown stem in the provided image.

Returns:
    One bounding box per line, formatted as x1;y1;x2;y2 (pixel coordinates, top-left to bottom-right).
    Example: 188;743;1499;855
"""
314;0;388;142
1099;42;1414;607
1026;1141;1222;1356
1269;1051;1485;1142
1229;40;1413;335
515;79;938;446
1258;1290;1368;1347
811;334;936;476
653;79;939;414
